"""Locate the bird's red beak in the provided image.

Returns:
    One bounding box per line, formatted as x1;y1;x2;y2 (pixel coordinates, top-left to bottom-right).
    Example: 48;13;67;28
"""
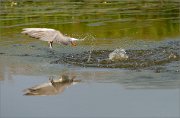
71;41;77;47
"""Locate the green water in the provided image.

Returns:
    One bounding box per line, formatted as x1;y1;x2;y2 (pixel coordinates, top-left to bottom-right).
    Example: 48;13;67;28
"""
1;0;180;43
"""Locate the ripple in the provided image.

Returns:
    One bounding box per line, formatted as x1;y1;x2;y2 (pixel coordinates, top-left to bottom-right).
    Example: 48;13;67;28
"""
52;41;180;70
87;22;106;27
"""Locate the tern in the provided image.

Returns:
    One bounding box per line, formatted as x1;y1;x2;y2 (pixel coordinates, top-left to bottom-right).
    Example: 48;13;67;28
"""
22;28;78;48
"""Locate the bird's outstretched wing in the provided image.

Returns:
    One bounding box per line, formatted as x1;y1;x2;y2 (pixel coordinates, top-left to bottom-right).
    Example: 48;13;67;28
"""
21;28;63;42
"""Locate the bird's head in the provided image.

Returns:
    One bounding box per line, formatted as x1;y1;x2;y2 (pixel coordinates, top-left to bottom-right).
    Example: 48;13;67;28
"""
69;38;78;46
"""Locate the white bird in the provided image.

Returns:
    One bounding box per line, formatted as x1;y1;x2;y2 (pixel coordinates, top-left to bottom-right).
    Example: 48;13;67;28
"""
21;28;78;48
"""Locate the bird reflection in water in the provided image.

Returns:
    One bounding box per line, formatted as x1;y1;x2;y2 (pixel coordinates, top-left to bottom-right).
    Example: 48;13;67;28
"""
23;75;81;96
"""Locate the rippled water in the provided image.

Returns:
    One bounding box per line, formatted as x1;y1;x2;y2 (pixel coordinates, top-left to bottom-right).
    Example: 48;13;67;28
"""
53;40;180;70
0;0;180;118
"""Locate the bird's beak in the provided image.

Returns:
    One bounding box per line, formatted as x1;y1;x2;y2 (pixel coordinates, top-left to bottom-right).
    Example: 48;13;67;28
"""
71;41;77;47
70;38;78;47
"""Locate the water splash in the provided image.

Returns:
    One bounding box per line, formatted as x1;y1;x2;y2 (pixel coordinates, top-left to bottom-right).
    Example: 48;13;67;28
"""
109;49;128;61
52;40;180;71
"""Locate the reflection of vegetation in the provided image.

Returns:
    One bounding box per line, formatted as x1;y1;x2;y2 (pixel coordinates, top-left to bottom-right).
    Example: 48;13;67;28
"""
0;0;180;42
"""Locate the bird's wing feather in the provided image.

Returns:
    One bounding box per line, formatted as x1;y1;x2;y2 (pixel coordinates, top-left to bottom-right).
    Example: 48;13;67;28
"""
53;32;70;45
22;28;59;42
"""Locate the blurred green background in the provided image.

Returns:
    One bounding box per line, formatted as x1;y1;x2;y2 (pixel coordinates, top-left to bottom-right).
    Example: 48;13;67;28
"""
0;0;180;46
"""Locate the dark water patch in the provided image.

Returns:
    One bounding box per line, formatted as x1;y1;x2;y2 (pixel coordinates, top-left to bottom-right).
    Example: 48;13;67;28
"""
0;52;6;55
52;41;180;70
